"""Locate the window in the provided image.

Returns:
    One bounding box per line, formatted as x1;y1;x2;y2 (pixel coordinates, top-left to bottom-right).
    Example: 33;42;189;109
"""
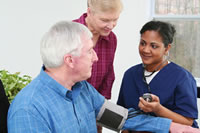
151;0;200;81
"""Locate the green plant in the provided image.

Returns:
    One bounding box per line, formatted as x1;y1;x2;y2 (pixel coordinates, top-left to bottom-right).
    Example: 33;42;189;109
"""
0;70;32;103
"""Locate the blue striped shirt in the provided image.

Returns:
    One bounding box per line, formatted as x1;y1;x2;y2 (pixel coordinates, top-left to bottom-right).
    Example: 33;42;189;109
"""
8;68;105;133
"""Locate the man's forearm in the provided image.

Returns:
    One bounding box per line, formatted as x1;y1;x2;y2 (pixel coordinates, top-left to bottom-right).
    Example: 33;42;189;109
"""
122;114;171;133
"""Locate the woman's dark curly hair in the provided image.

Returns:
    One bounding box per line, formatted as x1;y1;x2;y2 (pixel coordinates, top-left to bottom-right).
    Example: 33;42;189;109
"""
140;21;176;47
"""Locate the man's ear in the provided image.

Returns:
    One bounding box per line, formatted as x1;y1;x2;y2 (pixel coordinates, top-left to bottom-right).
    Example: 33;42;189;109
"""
63;54;74;68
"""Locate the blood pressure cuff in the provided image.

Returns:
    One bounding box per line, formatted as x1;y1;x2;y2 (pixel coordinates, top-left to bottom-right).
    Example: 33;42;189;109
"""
96;100;128;132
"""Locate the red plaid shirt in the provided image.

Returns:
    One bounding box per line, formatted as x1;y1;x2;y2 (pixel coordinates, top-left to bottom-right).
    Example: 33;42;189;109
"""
73;13;117;99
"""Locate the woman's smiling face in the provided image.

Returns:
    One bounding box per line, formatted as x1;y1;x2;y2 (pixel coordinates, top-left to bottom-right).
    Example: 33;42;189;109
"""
139;30;169;70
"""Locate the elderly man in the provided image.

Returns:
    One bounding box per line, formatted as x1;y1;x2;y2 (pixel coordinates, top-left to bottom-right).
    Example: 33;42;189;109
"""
7;21;200;133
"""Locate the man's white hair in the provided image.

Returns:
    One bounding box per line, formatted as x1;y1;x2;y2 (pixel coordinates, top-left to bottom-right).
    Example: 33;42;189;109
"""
40;21;92;68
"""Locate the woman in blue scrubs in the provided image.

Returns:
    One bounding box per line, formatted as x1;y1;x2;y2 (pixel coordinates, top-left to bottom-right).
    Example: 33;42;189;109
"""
117;21;198;132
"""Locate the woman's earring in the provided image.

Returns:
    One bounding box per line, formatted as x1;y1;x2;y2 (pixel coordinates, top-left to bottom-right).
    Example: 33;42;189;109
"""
166;52;169;60
164;51;169;60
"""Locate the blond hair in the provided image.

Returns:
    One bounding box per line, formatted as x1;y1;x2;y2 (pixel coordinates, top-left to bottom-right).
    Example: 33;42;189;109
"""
87;0;123;13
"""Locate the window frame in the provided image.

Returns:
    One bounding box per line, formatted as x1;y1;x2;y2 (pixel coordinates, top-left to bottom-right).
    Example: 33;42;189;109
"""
151;0;200;86
151;0;200;20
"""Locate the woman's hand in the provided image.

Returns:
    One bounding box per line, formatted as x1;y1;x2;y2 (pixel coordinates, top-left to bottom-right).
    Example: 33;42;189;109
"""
138;94;161;113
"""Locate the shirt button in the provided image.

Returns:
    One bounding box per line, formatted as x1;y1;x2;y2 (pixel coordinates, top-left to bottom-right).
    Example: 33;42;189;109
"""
66;91;72;100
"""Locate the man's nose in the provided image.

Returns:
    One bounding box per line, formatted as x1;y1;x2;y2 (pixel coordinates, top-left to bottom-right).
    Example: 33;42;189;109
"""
93;50;98;62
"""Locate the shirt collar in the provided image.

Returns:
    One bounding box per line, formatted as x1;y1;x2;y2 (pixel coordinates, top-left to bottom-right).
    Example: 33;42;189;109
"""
70;82;83;101
39;66;83;101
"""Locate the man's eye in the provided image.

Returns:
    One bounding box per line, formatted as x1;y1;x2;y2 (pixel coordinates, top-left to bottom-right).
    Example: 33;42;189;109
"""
89;49;93;54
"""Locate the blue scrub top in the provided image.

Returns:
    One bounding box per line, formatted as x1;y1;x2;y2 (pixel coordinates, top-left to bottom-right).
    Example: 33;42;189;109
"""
117;62;198;128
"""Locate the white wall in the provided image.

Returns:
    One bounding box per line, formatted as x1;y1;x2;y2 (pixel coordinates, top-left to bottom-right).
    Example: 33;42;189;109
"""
0;1;150;97
2;0;198;133
0;0;87;77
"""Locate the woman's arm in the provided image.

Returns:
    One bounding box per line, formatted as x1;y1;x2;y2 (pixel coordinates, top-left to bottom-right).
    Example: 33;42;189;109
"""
138;94;193;126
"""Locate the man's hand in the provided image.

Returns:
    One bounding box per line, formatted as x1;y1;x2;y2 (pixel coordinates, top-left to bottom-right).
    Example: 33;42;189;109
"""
170;122;200;133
